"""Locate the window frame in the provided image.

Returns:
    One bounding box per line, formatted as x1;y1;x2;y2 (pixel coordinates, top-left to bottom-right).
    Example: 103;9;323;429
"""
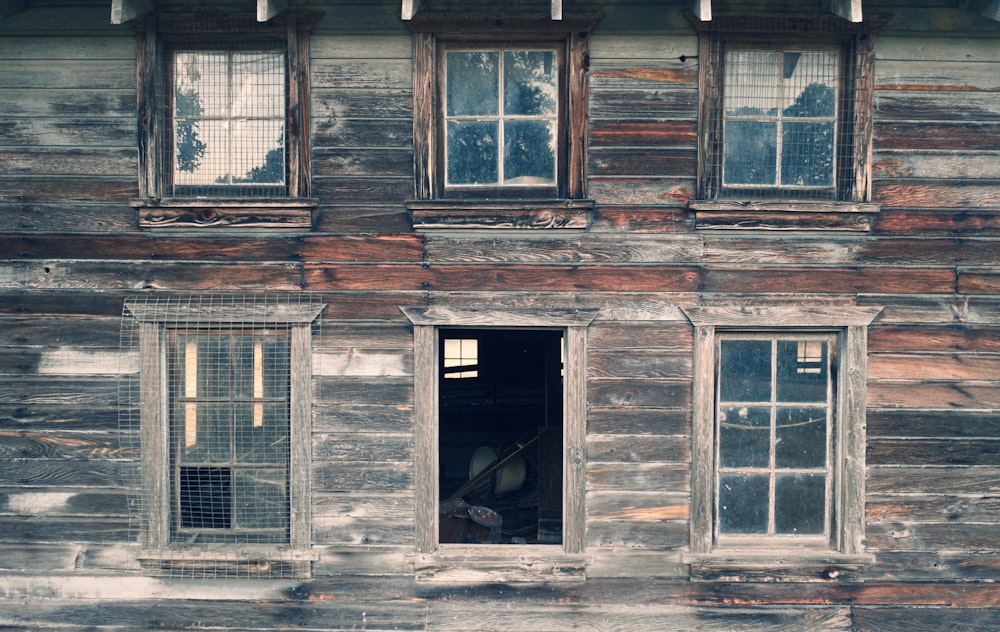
687;13;882;231
401;307;597;568
132;12;319;230
127;299;324;577
681;304;881;582
406;13;600;230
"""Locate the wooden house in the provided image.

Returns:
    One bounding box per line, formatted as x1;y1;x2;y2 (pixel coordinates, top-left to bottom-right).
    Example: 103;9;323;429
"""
1;0;1000;628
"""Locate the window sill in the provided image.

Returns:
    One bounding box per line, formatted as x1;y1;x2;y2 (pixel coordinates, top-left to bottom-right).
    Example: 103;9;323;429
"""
407;199;594;230
132;198;318;230
689;200;880;231
407;546;589;583
683;550;874;583
137;545;317;579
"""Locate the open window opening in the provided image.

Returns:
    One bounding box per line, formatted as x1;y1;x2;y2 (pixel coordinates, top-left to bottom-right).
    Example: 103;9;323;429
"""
438;329;564;545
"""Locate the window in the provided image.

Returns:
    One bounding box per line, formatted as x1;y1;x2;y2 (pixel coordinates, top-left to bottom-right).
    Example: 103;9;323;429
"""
402;307;597;577
406;13;601;229
682;305;881;581
123;296;324;578
688;14;881;230
715;334;835;543
133;13;318;229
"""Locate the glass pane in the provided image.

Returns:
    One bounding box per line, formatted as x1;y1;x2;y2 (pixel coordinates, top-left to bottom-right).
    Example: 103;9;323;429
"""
782;51;837;118
724;49;781;117
775;407;828;468
776;340;828;402
447;51;499;117
781;122;834;187
230;336;254;398
719;474;769;534
175;51;227;118
231;51;284;118
447;120;498;185
179;466;232;529
719;406;771;468
234;403;289;464
724;120;777;185
233;468;288;530
503;50;557;116
231;119;285;184
180;402;230;462
719;339;772;402
262;337;290;399
503;120;556;185
775;473;826;535
175;119;227;186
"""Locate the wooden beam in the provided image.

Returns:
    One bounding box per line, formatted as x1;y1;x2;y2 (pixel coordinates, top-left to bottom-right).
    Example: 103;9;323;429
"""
110;0;154;25
983;0;1000;22
401;0;420;21
690;0;711;21
825;0;862;22
0;0;27;20
257;0;286;22
551;0;562;20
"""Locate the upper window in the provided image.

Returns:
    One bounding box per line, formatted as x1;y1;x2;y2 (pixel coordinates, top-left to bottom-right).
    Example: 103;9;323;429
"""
441;46;561;194
689;14;881;229
123;295;325;578
133;13;318;229
406;13;600;229
170;47;287;198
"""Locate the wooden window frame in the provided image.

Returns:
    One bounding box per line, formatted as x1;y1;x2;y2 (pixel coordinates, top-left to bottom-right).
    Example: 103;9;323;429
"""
401;307;597;577
131;12;319;230
681;304;881;582
129;301;324;577
406;13;601;230
687;13;882;231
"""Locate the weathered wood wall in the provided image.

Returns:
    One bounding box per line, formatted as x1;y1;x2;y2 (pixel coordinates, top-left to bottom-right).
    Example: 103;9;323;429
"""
1;0;999;629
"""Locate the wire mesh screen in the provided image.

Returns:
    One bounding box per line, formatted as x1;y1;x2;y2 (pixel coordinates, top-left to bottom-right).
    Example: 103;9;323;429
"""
703;35;861;201
168;43;287;198
120;294;322;578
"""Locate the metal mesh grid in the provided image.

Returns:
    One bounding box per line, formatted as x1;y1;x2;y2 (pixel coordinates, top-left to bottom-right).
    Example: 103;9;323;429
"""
167;42;287;198
704;35;860;201
120;294;321;578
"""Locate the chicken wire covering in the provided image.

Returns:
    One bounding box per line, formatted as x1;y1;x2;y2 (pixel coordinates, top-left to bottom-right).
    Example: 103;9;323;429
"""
168;43;287;198
702;33;864;201
120;294;322;578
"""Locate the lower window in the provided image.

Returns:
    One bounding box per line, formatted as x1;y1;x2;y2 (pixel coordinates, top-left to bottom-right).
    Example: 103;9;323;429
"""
715;334;834;545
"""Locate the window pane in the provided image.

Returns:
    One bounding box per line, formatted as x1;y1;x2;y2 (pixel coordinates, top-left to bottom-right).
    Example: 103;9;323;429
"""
503;120;556;185
782;51;837;118
776;340;828;402
231;119;285;185
231;52;284;118
233;468;288;530
719;339;772;401
775;407;827;468
719;474;769;534
719;406;770;468
503;51;557;116
781;122;834;187
262;337;290;398
181;402;231;462
234;403;289;464
447;51;499;116
174;119;227;186
724;120;777;185
179;466;231;529
775;473;825;535
447;120;499;185
724;49;780;117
